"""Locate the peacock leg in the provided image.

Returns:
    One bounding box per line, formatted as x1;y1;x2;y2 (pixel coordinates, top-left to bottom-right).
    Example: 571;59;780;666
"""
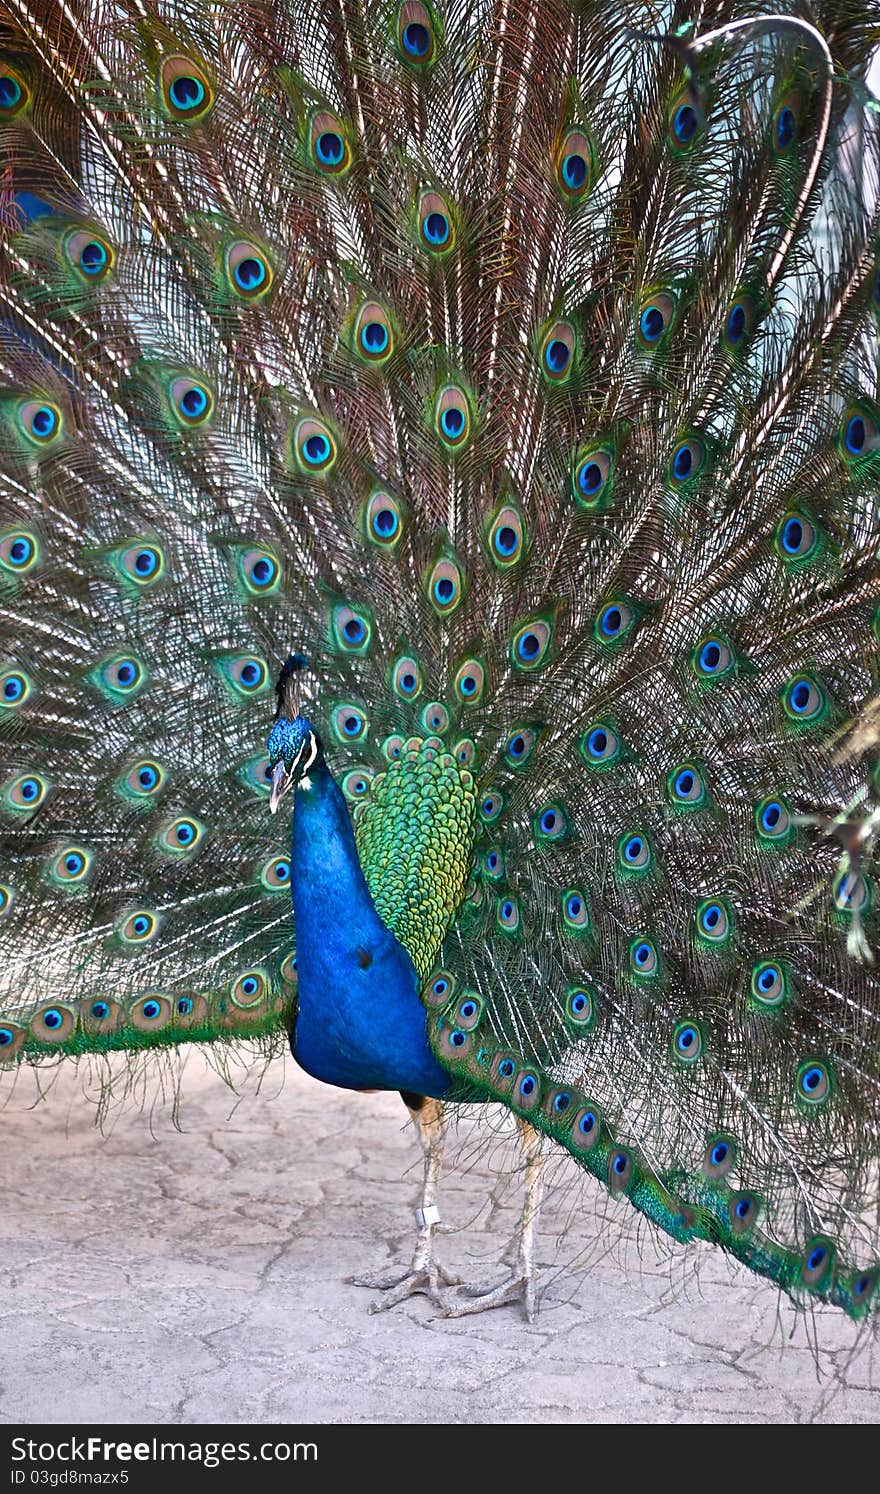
442;1117;544;1322
351;1093;460;1311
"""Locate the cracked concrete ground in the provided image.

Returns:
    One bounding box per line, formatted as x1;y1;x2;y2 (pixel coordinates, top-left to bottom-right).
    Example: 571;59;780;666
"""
1;1052;878;1425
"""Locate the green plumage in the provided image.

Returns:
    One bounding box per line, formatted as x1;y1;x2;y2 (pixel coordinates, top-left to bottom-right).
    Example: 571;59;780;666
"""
1;0;880;1324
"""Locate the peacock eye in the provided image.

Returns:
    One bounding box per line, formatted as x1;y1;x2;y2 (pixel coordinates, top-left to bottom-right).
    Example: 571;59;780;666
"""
365;490;404;548
503;727;537;767
398;3;437;65
488;505;525;565
497;896;521;933
595;600;633;644
5;772;48;811
161;56;213;120
353;302;394;363
573;445;614;508
618;832;651;872
562;889;589;930
0;529;39;573
565;985;595;1026
775;511;817;562
511;618;552;670
454;659;485;704
755;795;791;842
64;228;115;283
333;703;368;742
637;292;675;348
260;856;292;890
774;102;797;152
332;603;372;655
0;67;28;116
540;321;576;382
434;385;472;450
18;400;62;445
418;191;455;253
696;899;731;943
729;1193;760;1234
309;110;351;175
749;959;789;1009
218;654;269;698
294;417;337;473
158;815;204;856
239;547;280;594
50;846;92;885
797;1059;831;1105
121;910;158;943
93;653;146;700
669;95;702;148
427;555;464;615
170;376;213;426
668;762;706;806
555;128;594;200
480;790;504;823
672;1021;702;1063
702;1134;736;1180
119;542;164;585
630;937;658;976
783;674;824;723
226;240;272;299
693;635;733;680
669;437;705;485
392;656;423;699
1;669;31;708
420;701;448;735
231;970;269;1008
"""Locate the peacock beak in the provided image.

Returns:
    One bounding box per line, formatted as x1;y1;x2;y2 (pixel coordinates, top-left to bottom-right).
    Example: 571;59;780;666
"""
268;761;294;815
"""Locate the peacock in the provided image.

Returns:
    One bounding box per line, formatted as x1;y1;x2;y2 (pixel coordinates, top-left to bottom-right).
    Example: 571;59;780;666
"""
2;0;880;1331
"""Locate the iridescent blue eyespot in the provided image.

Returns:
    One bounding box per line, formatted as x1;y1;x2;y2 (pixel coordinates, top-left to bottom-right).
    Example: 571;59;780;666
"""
519;1075;536;1097
361;320;389;355
142;999;161;1020
775;105;795;150
672;103;697;143
403;21;430;55
234;257;266;292
0;74;24;110
498;1058;515;1078
797;1060;830;1103
561;153;587;190
553;1093;570;1113
5;535;34;568
450;1029;466;1048
640;306;664;342
91;1002;110;1020
579;1111;596;1135
177;997;194;1016
3;674;26;704
545;339;570;374
316;131;344;165
43;1009;62;1030
440;407;464;439
170;75;205;111
424;210;449;245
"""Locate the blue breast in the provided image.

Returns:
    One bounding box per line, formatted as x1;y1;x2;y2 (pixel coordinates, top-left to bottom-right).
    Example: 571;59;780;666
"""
288;762;452;1099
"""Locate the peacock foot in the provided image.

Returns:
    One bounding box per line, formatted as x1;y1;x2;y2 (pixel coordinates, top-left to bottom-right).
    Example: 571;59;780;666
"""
349;1259;461;1312
440;1269;537;1322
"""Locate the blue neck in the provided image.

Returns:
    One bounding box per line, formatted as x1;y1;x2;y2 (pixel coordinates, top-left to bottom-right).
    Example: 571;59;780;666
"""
287;761;452;1100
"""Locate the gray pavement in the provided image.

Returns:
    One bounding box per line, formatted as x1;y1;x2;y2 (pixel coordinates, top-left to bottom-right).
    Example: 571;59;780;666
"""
1;1053;877;1424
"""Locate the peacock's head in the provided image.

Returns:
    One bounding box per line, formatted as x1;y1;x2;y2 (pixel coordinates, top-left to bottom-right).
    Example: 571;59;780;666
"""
266;655;321;813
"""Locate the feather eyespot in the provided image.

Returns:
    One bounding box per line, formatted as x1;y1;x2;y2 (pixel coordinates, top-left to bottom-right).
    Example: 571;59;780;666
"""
456;994;482;1030
503;726;537;768
571;1105;602;1151
775;510;818;563
293;416;337;474
434;385;472;450
424;970;456;1008
453;737;476;768
239;547;280;595
397;2;438;65
594;599;634;645
382;733;404;761
729;1193;760;1235
580;722;621;770
332;603;372;655
555;128;594;200
120;759;164;800
540;321;576;382
365;489;404;548
353;301;394;364
668;92;703;148
565;984;595;1025
332;704;368;743
161;57;213;121
637;293;675;348
0;529;39;574
120;910;158;944
801;1238;834;1290
629;937;659;977
18;400;61;445
0;66;28;116
309;110;351;175
5;772;48;811
391;656;423;699
454;659;485;704
479;790;504;823
483;847;504;881
573;445;614;509
158;816;204;856
129;994;172;1031
783;674;825;724
618;831;651;873
608;1148;635;1195
427;554;464;615
420;700;448;735
93;654;146;700
0;885;12;916
692;635;734;680
702;1134;736;1181
225;240;272;300
667;761;707;807
218;654;269;698
511;618;552;670
169;376;213;426
841;404;877;460
418;191;455;252
773;100;797;153
695;898;732;944
50;846;92;885
797;1059;831;1106
755;795;792;843
31;1004;76;1043
672;1021;703;1064
342;768;373;801
849;1270;878;1315
64;228;114;283
750;959;789;1010
534;803;567;843
669;437;705;485
723;292;757;350
118;542;164;586
562;891;590;933
496;895;521;934
487;504;525;567
260;856;291;891
1;669;31;709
